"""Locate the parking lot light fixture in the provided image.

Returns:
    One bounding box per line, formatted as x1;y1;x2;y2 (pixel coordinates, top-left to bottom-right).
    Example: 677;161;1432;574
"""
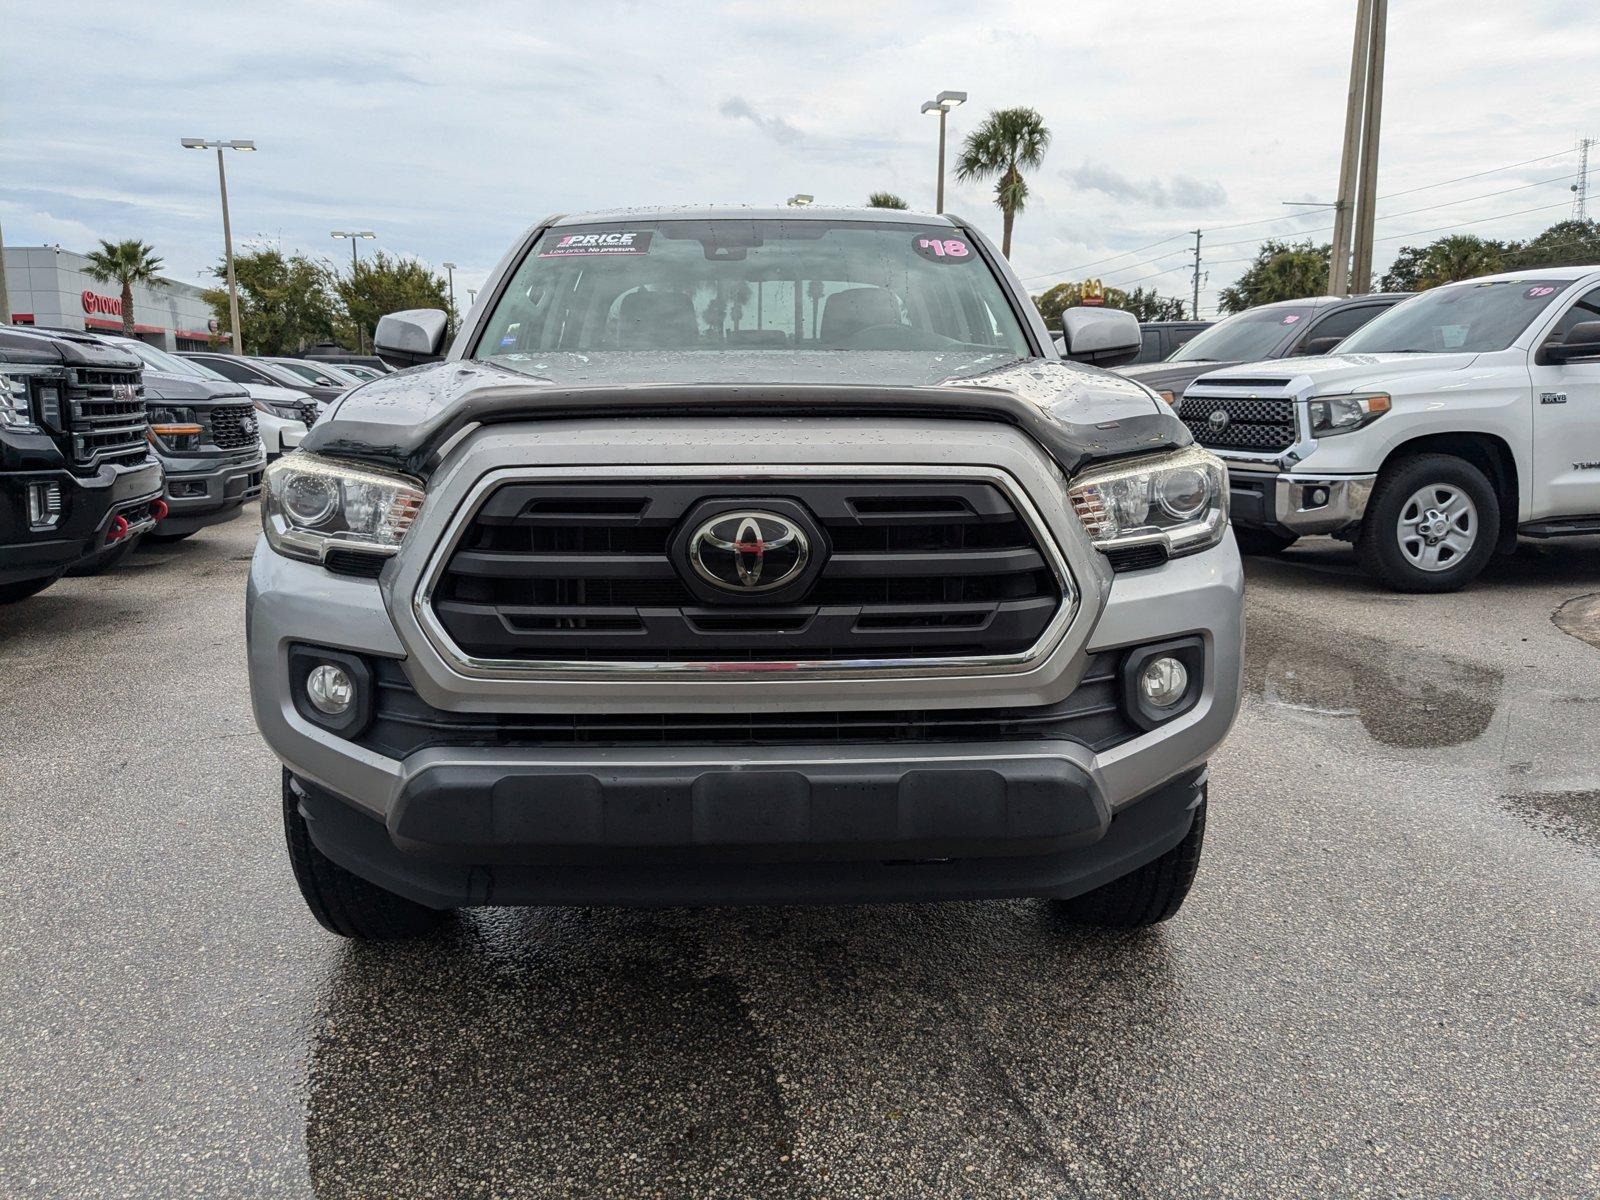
331;231;378;351
443;262;458;323
921;90;966;214
181;137;256;354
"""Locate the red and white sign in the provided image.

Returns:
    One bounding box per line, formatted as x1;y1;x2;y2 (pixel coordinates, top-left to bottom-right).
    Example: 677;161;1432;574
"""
82;290;123;317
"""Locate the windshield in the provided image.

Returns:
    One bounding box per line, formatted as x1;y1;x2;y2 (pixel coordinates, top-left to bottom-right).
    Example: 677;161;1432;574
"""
1337;278;1571;354
1167;305;1316;363
123;341;225;380
472;219;1031;365
273;359;359;385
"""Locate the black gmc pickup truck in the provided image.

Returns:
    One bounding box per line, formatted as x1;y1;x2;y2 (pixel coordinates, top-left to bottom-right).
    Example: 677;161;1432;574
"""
0;325;164;602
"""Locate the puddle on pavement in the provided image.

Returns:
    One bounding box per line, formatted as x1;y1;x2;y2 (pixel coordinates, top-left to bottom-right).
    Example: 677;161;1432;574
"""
1244;609;1504;749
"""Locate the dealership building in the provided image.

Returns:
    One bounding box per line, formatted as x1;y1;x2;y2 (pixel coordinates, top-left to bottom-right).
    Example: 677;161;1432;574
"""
3;245;219;351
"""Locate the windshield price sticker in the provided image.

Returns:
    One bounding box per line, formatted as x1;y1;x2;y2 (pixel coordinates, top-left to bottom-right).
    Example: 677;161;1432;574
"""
914;235;972;262
539;230;653;258
1524;285;1557;299
1281;314;1302;324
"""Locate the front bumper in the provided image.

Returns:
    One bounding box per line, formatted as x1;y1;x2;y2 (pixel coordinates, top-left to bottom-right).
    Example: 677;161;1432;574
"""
156;448;265;535
0;458;163;585
1225;464;1376;538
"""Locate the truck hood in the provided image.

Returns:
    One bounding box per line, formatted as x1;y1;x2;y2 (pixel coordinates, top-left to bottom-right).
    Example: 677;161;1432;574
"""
1117;359;1242;393
241;382;314;405
302;350;1190;479
140;369;252;404
1190;351;1482;394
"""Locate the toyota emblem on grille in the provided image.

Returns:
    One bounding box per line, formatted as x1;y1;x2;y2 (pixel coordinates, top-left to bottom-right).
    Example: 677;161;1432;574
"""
1207;408;1231;432
688;511;809;592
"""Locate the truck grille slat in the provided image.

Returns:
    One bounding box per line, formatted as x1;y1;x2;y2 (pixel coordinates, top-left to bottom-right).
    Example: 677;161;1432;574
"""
430;480;1064;663
1178;394;1297;452
66;368;148;467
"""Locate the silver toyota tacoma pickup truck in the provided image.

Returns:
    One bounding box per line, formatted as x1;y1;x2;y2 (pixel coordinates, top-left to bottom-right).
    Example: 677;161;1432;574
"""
247;207;1243;940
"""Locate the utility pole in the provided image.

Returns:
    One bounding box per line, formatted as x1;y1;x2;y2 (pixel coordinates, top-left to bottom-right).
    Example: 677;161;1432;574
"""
1190;229;1203;320
1574;137;1596;220
1328;0;1372;297
1349;0;1388;294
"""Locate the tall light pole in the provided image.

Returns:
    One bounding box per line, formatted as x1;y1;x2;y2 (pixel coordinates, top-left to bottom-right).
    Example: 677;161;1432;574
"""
181;138;256;353
920;90;966;214
331;230;376;351
442;261;458;322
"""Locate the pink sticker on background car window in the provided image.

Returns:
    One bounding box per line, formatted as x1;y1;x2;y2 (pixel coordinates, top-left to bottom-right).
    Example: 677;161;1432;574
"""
1282;314;1301;324
913;235;972;262
1525;285;1557;298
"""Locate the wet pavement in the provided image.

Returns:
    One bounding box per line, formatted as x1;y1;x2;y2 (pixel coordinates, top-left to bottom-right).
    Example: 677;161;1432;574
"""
2;516;1598;1199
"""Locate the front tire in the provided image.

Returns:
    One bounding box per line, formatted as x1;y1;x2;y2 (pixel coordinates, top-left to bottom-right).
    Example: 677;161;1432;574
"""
1054;797;1206;928
1356;454;1498;593
282;770;449;940
0;575;59;604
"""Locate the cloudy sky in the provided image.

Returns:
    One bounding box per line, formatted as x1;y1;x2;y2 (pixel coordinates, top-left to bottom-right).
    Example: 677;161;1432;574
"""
3;0;1596;315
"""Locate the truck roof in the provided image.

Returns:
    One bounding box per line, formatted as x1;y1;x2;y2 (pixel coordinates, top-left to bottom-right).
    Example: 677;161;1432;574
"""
547;205;960;227
1459;264;1600;284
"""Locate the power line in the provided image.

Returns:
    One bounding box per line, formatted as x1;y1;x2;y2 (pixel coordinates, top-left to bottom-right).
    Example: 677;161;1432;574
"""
1025;146;1580;287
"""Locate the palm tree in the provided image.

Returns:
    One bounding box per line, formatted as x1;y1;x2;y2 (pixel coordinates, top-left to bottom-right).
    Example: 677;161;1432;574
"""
866;192;908;210
83;239;165;337
954;108;1051;258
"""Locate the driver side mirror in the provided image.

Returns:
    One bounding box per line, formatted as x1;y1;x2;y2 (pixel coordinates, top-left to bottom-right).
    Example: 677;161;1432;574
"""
1059;308;1141;368
1541;320;1600;365
374;309;449;369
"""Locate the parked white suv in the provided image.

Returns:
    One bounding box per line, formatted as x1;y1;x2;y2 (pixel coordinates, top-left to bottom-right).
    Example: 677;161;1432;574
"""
1179;266;1600;590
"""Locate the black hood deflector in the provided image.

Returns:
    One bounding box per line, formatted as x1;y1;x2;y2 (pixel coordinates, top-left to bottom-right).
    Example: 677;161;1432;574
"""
300;352;1191;479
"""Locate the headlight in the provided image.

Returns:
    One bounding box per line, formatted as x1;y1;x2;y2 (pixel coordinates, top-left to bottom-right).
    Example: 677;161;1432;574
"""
1308;391;1390;436
0;372;36;430
148;405;202;451
1067;446;1228;559
253;397;305;420
262;452;425;564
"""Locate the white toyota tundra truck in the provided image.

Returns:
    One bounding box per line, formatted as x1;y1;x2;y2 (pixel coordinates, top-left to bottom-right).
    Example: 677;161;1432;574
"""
1178;266;1600;591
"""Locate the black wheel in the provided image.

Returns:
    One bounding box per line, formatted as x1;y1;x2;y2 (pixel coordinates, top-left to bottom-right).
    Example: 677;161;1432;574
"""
64;535;142;577
1232;526;1298;556
1356;454;1499;593
0;575;60;604
1055;797;1206;928
146;529;195;544
282;769;449;940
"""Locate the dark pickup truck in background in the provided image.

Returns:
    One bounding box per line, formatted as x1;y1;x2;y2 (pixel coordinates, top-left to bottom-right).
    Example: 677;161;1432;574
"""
89;336;266;546
1116;293;1412;400
0;326;164;601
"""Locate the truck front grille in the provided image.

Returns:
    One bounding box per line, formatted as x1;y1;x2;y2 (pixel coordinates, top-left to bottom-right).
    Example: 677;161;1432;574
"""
357;652;1134;755
205;402;260;451
1178;389;1297;452
67;368;148;467
428;479;1065;664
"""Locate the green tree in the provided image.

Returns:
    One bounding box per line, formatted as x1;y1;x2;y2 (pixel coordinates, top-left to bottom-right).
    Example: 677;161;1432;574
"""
1381;235;1509;292
955;107;1051;258
82;239;164;337
204;247;339;355
1034;281;1187;326
332;251;455;351
1218;240;1330;313
1508;219;1600;270
866;191;908;209
1124;287;1188;322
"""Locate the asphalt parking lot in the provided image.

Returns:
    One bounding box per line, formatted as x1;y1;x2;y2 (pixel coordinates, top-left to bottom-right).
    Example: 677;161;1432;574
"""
2;509;1597;1199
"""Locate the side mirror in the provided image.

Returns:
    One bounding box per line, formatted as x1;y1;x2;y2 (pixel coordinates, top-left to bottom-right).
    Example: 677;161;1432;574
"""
374;309;449;368
1541;320;1600;365
1300;335;1345;357
1059;308;1141;368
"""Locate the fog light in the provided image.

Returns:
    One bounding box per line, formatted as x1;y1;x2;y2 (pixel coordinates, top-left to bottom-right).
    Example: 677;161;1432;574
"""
1139;656;1189;709
305;664;354;715
27;482;62;529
